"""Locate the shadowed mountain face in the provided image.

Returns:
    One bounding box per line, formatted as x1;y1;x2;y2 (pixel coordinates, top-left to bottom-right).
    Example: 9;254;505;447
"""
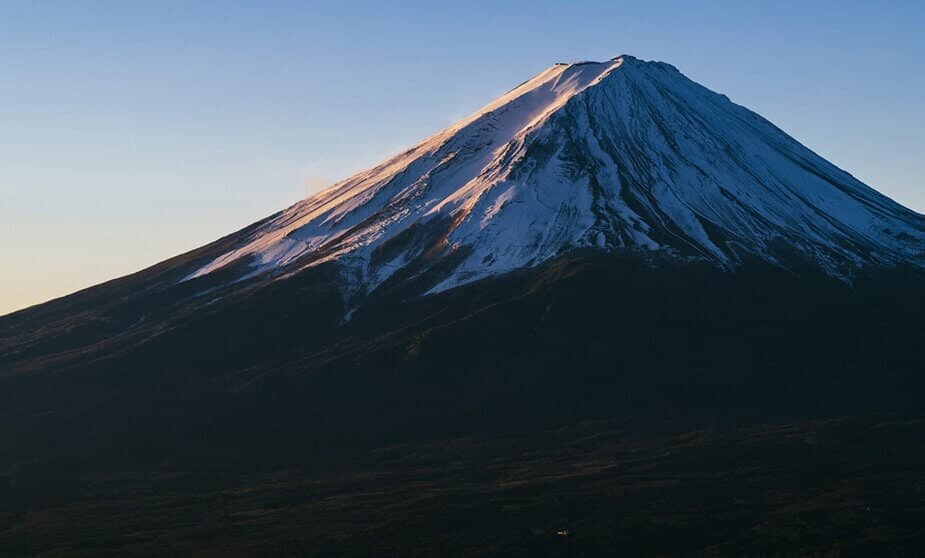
2;254;925;556
2;57;925;556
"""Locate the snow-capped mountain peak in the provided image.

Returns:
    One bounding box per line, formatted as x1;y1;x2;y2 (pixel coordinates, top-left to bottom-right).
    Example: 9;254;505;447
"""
186;55;925;298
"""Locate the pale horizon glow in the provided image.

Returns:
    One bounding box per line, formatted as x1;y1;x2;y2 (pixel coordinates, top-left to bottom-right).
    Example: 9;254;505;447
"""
2;0;924;315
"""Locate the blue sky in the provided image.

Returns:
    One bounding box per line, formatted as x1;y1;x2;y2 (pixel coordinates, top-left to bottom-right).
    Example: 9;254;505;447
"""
2;0;923;314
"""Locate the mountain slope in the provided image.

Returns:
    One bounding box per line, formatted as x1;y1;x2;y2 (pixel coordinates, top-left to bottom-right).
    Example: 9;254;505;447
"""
186;55;924;304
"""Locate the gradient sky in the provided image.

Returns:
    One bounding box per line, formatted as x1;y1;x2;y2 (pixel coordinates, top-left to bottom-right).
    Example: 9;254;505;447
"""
2;0;923;315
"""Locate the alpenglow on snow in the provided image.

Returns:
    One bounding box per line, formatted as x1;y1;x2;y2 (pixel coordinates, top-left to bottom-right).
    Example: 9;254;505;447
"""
186;55;925;297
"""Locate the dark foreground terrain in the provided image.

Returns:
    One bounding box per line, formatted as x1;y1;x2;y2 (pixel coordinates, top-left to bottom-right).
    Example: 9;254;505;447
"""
2;247;925;556
4;417;925;557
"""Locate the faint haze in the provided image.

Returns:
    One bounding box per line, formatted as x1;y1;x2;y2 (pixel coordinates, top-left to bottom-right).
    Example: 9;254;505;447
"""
1;0;923;314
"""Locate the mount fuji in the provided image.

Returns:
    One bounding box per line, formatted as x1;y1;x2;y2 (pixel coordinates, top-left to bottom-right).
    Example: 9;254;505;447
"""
3;55;925;557
184;55;923;307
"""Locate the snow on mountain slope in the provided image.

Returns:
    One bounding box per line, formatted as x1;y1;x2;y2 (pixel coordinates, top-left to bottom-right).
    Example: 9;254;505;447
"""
186;55;925;298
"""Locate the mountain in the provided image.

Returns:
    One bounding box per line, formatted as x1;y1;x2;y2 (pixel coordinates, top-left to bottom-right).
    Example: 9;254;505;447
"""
185;55;922;309
2;56;925;557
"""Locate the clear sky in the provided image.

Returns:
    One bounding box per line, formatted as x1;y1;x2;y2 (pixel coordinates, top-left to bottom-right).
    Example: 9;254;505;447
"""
2;0;923;315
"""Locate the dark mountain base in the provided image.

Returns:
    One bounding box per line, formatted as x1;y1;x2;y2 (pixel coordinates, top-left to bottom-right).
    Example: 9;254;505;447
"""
2;252;924;555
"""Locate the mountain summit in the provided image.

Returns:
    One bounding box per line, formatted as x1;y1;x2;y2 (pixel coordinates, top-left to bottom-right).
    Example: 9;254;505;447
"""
187;55;924;302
